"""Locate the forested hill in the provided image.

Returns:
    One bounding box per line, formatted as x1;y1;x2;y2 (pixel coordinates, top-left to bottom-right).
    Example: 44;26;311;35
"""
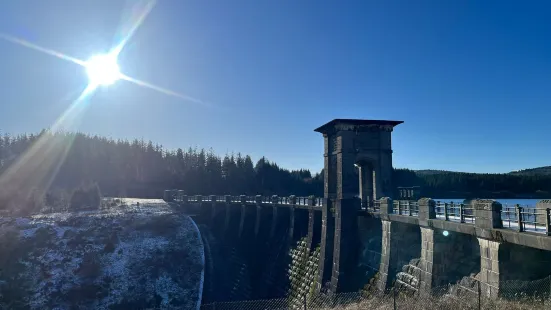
394;168;551;199
509;166;551;176
0;131;322;215
0;130;549;216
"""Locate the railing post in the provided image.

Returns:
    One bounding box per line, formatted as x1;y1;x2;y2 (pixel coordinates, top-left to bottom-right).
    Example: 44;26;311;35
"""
380;197;393;218
196;195;203;203
477;280;481;310
397;201;402;215
546;208;551;236
444;203;449;221
516;204;524;232
393;286;397;310
307;196;315;209
181;195;188;203
418;198;436;227
163;190;174;202
473;199;503;229
459;203;464;223
289;195;297;206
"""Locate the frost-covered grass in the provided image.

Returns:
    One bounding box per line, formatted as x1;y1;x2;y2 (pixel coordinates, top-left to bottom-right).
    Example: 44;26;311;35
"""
0;199;204;310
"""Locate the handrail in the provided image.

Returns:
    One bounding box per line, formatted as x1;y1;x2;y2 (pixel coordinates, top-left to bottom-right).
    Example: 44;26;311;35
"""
435;201;474;224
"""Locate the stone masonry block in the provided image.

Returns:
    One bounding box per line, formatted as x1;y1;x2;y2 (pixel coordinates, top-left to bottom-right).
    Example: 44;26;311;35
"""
380;197;393;215
473;199;502;229
418;198;436;223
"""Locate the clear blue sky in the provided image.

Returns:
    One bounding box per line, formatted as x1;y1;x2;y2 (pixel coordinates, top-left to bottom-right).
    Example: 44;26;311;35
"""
0;0;550;174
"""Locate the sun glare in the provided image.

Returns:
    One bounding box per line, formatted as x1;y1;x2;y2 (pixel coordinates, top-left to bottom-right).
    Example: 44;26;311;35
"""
85;54;121;86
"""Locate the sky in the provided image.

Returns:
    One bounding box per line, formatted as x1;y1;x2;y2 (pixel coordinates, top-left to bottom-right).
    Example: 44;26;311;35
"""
0;0;550;174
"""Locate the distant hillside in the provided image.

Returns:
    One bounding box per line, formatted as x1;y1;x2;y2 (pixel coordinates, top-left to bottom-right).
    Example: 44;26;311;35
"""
395;168;551;199
415;169;462;176
509;166;551;176
415;166;551;177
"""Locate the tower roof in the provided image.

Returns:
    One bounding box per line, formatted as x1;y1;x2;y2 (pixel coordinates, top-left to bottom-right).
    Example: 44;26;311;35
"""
314;119;403;134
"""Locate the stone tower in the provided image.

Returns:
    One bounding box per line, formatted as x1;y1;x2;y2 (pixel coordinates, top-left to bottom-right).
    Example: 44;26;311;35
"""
314;119;403;293
314;119;403;203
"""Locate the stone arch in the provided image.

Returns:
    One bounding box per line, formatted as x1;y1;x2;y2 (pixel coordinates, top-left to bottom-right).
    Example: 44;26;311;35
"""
354;156;378;207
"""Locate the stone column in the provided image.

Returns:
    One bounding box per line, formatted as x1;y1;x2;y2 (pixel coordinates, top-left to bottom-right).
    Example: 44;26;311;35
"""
288;196;297;241
536;200;551;235
209;195;217;224
376;197;394;291
254;195;262;237
358;164;373;207
377;219;392;291
373;164;383;200
478;238;501;298
270;195;279;238
239;195;256;238
223;195;232;234
418;198;436;227
473;199;502;298
380;197;393;217
306;196;319;251
330;197;361;293
417;198;437;294
418;227;435;294
317;198;335;292
473;199;503;231
163;190;174;202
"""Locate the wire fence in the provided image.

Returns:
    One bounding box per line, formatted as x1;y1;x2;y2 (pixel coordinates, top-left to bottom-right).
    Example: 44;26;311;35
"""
201;276;551;310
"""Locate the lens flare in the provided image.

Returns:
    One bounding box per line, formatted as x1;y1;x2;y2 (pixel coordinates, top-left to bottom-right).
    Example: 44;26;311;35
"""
85;54;121;86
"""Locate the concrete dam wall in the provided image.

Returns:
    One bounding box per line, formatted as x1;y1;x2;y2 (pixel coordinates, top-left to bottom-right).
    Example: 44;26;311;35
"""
185;196;322;304
175;193;551;305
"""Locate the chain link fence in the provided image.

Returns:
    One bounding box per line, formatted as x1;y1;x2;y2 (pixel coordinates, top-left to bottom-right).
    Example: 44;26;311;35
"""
201;276;551;310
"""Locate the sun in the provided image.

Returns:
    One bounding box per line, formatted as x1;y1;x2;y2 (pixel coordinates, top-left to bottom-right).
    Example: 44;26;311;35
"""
85;53;121;86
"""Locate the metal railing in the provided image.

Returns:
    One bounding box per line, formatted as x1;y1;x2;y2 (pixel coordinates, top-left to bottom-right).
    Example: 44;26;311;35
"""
435;201;475;224
502;204;551;235
172;193;322;208
393;200;419;216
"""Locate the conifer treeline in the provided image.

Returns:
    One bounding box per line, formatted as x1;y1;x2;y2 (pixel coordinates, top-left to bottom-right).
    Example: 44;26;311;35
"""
394;169;551;199
0;130;323;201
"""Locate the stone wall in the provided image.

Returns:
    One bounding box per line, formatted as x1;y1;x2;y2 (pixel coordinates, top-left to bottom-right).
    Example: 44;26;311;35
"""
356;216;383;288
192;200;320;302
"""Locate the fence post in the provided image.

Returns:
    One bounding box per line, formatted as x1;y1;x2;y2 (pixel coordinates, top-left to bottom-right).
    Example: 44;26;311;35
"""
477;280;481;310
408;201;412;216
444;203;449;221
459;203;464;223
303;293;307;310
516;204;524;232
546;208;551;236
393;286;397;310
